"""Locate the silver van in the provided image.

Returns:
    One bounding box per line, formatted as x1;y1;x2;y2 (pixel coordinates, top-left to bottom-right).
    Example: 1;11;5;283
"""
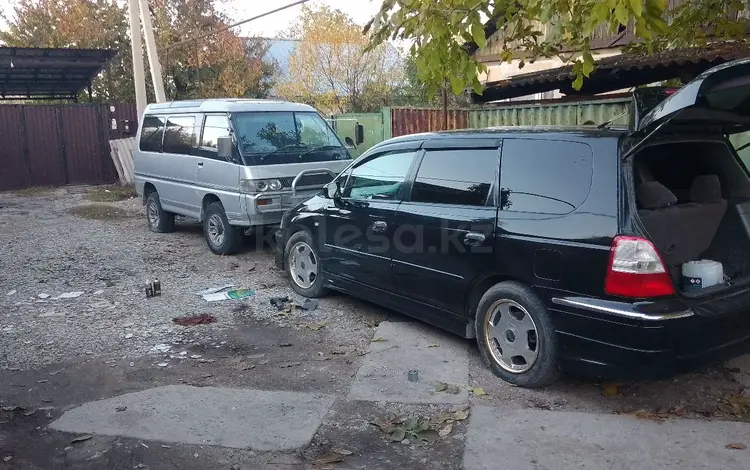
133;99;352;254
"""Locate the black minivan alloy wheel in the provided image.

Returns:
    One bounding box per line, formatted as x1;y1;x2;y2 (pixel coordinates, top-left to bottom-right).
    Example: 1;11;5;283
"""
203;202;243;255
475;281;559;388
285;230;328;298
146;191;175;233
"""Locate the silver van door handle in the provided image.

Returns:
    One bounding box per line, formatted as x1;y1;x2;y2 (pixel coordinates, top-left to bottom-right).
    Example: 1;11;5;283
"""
372;221;388;233
464;232;486;246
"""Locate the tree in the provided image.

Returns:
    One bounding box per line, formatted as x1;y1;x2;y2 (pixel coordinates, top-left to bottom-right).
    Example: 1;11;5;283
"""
150;0;277;100
0;0;135;102
0;0;277;102
366;0;749;97
276;5;404;114
392;55;471;107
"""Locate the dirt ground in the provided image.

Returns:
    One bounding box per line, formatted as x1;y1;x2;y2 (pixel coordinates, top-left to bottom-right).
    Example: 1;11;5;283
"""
1;186;749;469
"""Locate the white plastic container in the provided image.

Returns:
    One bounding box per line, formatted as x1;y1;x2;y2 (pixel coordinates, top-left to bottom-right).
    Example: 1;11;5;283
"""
682;260;724;292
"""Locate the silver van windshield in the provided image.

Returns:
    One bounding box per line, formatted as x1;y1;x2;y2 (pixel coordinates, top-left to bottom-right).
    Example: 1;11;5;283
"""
232;111;349;165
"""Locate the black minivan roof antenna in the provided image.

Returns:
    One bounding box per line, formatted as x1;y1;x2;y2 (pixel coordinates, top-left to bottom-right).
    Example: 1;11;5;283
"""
597;111;629;129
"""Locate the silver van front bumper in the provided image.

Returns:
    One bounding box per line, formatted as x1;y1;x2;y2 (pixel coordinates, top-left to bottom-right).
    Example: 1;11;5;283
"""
243;169;337;226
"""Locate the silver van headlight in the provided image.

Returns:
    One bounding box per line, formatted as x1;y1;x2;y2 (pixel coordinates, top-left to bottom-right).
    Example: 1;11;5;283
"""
240;178;283;193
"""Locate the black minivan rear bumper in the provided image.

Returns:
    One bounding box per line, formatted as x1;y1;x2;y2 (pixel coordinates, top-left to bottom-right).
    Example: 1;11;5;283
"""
549;295;750;380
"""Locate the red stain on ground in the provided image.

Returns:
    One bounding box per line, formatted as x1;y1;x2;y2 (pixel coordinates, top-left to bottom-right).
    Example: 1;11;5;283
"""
172;314;217;326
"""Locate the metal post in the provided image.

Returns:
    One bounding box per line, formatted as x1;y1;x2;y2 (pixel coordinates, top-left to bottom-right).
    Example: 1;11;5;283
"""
127;0;147;116
138;0;167;103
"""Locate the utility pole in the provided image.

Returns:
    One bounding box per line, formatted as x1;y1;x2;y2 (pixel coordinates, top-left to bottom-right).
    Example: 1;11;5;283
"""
138;0;166;103
127;0;147;116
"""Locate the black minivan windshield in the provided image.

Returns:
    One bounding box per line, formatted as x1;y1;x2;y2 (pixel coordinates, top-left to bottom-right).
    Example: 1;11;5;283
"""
232;111;350;165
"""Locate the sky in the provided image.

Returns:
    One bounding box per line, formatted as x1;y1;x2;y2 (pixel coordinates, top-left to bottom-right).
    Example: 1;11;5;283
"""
0;0;383;38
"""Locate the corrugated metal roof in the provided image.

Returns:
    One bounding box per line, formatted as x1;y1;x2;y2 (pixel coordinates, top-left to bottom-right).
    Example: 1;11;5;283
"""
474;42;750;102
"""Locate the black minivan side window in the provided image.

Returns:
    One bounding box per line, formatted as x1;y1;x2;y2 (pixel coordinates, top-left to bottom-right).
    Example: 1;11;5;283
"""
162;116;196;155
139;115;166;152
410;149;498;206
500;139;593;214
197;114;231;159
343;150;418;201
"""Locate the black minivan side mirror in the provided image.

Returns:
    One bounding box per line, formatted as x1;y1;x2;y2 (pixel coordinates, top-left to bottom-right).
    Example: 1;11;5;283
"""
324;181;341;200
344;136;356;148
217;136;233;159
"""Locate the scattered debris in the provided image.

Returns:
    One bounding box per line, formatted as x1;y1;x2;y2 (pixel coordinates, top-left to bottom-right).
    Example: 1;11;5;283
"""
314;451;346;465
23;409;35;416
408;370;419;382
53;291;85;300
3;456;12;462
115;406;127;412
436;382;461;394
149;343;171;354
49;368;65;376
190;355;202;359
247;353;265;360
371;414;448;445
202;288;254;302
279;342;293;348
129;362;135;367
140;442;149;449
145;279;161;298
294;297;318;311
36;379;49;384
428;343;440;348
331;448;353;456
439;422;454;438
280;362;301;368
172;314;217;326
195;285;234;296
601;382;620;397
124;333;133;339
38;293;51;299
302;322;327;331
1;406;23;412
157;362;169;367
727;443;747;450
247;264;256;273
270;296;290;311
71;435;94;444
370;337;386;342
469;387;488;397
93;289;104;295
6;290;16;296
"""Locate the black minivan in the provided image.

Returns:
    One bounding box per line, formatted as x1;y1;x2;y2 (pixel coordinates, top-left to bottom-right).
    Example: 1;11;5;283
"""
275;59;750;387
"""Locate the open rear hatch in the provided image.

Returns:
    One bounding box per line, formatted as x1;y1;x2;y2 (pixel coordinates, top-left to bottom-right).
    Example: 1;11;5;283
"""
625;58;750;317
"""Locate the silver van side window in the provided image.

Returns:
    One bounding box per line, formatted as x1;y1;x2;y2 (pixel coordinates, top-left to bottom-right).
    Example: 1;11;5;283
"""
198;114;231;159
163;116;196;155
139;115;166;152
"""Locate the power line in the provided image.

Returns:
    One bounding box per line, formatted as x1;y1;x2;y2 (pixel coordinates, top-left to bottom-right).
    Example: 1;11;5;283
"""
162;0;310;52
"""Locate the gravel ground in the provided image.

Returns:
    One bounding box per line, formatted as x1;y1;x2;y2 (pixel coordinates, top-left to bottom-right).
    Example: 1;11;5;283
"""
1;186;748;423
0;187;382;370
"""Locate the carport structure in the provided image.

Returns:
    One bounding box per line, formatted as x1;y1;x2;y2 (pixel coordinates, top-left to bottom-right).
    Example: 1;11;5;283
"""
0;46;139;191
0;46;115;101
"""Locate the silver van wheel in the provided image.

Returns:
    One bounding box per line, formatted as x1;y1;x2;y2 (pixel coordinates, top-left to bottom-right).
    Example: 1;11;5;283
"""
289;241;318;289
207;214;225;247
147;200;159;229
484;299;539;373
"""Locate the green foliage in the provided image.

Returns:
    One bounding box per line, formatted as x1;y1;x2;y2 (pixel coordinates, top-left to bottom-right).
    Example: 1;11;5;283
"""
366;0;749;96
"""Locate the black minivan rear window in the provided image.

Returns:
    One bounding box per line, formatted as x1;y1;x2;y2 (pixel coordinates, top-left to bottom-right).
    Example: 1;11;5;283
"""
410;149;498;206
500;139;593;215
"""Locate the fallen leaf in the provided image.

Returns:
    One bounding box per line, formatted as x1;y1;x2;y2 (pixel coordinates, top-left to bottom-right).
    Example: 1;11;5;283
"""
451;408;470;421
631;410;666;423
71;435;93;444
439;422;454;438
469;387;488;396
435;382;448;392
727;443;747;450
303;322;327;331
728;395;750;407
332;448;353;456
601;382;620;397
3;456;12;462
314;452;345;464
390;428;406;442
370;337;386;342
445;384;461;395
115;406;127;412
415;429;440;443
428;343;440;348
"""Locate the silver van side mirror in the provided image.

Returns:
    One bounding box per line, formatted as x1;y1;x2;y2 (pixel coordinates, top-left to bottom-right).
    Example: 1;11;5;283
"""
217;136;233;159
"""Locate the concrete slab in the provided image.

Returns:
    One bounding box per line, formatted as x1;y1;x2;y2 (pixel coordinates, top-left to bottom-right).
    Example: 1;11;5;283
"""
49;385;336;451
464;406;750;470
348;321;470;404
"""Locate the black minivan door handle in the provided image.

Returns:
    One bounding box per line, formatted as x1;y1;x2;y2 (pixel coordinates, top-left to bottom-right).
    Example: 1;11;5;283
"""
372;221;388;233
464;232;486;246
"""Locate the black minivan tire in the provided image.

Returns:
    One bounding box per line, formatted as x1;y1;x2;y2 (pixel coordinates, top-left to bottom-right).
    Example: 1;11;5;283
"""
145;191;175;233
475;281;559;388
203;202;243;255
285;230;327;298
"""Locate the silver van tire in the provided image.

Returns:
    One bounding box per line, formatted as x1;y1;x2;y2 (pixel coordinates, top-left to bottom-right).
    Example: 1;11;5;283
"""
475;281;559;388
203;202;243;255
285;230;327;298
146;192;175;233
